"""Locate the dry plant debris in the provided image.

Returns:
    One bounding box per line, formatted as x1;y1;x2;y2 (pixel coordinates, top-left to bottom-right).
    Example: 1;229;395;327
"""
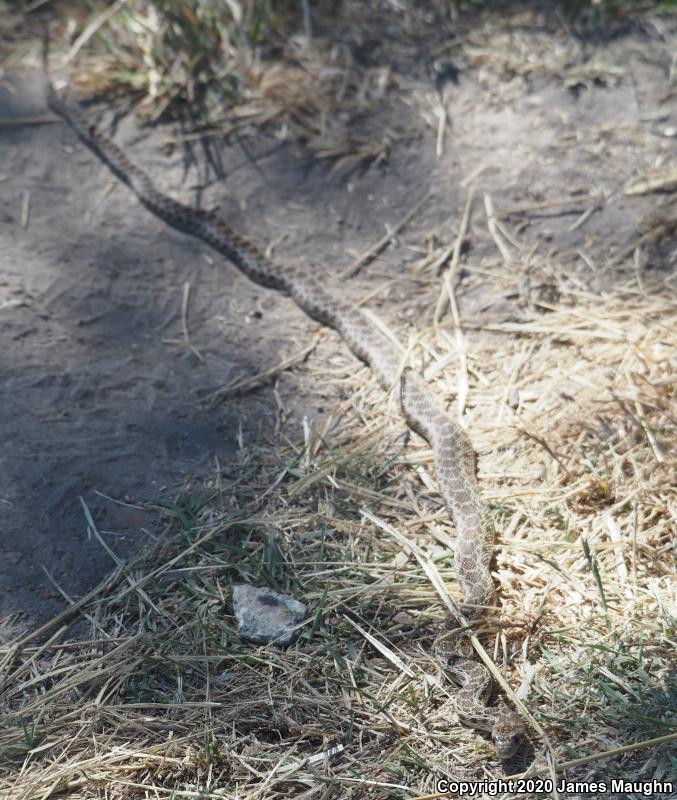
1;234;674;797
1;2;676;798
4;1;674;166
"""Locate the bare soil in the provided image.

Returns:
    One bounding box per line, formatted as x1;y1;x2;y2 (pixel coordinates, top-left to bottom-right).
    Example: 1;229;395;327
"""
1;8;675;635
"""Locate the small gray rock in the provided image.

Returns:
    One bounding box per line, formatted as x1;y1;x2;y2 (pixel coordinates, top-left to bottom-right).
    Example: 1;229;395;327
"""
232;583;307;647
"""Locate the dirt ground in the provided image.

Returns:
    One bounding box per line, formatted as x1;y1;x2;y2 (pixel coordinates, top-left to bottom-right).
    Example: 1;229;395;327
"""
1;7;675;634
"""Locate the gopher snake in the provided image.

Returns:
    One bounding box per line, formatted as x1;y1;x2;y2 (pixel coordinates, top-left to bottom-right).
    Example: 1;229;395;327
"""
46;80;525;760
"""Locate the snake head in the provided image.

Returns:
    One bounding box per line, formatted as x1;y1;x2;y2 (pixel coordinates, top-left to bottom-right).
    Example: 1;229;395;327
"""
491;711;526;760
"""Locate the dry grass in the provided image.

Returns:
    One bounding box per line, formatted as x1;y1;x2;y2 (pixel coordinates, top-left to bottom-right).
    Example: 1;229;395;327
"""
4;0;675;167
1;2;676;798
1;213;675;797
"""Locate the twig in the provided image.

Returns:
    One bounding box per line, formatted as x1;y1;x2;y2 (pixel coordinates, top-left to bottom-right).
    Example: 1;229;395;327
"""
484;193;513;264
500;197;592;215
567;203;599;232
625;369;665;463
209;335;321;407
340;191;431;279
514;426;571;479
180;281;205;362
80;496;122;567
433;189;474;326
435;102;447;158
610;219;677;265
63;0;129;66
460;163;487;188
0;114;60;126
624;168;677;195
343;615;416;677
506;733;677;782
20;190;30;228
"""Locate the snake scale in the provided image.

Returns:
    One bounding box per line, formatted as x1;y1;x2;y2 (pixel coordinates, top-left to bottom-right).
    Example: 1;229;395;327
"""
45;78;525;759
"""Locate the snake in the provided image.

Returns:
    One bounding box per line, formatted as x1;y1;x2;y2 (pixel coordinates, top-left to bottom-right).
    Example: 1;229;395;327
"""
45;77;525;760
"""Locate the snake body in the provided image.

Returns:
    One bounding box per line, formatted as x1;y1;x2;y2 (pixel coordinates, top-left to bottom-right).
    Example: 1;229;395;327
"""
46;83;524;759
